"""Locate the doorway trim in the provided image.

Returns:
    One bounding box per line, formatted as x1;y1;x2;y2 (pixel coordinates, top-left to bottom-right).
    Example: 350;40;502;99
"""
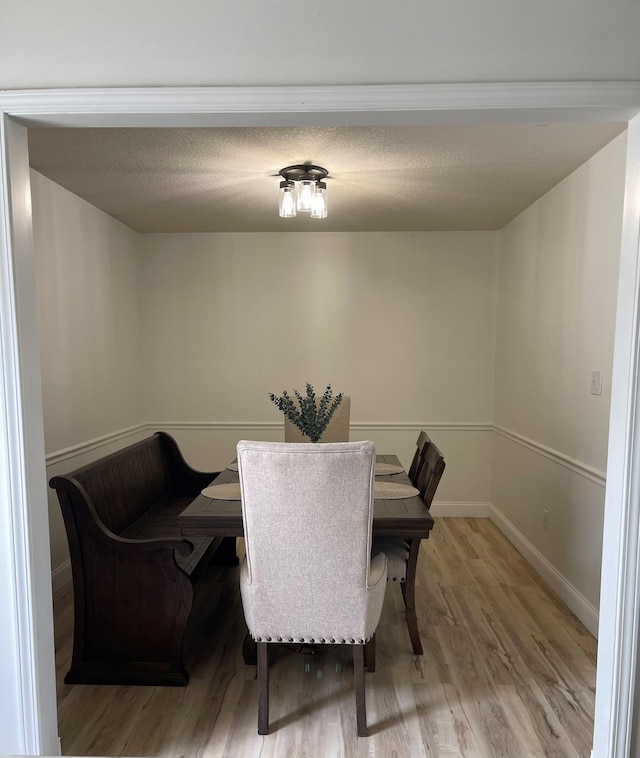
1;82;639;756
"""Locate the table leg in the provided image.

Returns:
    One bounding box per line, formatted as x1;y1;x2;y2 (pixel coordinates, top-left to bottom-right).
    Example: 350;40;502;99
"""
404;539;423;655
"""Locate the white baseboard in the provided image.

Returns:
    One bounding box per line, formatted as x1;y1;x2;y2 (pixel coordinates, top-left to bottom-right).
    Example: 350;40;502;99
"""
488;504;599;637
51;559;71;595
430;501;491;517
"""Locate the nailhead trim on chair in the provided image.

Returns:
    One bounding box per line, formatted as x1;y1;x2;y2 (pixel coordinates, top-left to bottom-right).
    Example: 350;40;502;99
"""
252;634;372;644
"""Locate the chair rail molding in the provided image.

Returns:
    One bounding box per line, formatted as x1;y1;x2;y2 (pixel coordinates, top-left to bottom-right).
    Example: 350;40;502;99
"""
493;425;606;487
45;423;147;467
152;420;493;433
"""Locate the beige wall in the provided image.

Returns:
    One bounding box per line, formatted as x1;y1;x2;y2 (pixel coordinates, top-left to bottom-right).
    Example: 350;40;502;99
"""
2;2;639;88
31;170;147;570
32;171;145;451
492;132;627;614
139;231;498;500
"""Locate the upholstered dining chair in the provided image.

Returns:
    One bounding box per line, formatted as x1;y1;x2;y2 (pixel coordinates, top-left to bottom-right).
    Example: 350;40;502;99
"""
236;439;387;737
372;437;445;655
284;395;351;442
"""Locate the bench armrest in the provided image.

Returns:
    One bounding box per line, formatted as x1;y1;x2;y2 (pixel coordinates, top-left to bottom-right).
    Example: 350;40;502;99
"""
157;431;222;495
108;533;194;556
50;475;195;558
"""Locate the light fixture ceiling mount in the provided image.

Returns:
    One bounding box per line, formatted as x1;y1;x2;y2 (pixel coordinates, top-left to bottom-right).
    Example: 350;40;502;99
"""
278;164;329;219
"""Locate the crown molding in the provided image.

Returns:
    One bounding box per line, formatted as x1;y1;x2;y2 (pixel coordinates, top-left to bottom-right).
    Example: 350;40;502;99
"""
1;82;639;127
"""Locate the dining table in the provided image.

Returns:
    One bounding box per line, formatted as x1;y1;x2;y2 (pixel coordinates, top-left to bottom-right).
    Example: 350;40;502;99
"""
177;452;435;660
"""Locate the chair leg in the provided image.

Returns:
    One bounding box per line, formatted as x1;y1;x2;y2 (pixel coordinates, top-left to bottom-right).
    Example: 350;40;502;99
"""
257;642;269;735
353;644;367;737
364;634;376;673
243;632;257;665
404;539;423;655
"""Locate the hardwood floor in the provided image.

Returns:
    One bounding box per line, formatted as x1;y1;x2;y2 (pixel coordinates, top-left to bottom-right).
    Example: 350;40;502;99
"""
54;518;596;757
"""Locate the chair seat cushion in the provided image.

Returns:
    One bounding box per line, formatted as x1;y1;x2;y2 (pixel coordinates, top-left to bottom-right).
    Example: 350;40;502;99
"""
372;537;410;581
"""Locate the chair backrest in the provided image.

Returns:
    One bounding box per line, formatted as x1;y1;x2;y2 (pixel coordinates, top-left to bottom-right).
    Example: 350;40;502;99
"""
237;440;377;640
407;430;430;486
284;395;351;443
416;440;446;507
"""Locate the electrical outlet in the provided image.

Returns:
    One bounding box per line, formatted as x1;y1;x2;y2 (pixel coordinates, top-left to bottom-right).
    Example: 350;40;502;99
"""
591;370;603;396
543;509;549;530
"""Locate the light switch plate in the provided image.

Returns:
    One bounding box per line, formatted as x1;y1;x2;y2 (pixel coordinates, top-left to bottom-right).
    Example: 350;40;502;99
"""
591;370;603;396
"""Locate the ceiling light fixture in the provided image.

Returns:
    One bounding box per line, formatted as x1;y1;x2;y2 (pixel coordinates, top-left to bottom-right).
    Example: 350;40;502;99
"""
278;164;329;219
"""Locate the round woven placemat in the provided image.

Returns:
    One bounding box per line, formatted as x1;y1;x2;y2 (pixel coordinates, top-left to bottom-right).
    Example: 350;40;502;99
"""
375;462;404;476
202;483;242;500
374;482;420;500
226;461;239;471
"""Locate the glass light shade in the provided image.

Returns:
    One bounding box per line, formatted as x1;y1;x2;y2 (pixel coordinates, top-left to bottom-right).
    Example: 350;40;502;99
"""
310;183;327;219
279;181;296;218
297;179;315;212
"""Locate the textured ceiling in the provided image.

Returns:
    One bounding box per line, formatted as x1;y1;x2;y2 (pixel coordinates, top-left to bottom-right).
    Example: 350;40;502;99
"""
27;123;626;233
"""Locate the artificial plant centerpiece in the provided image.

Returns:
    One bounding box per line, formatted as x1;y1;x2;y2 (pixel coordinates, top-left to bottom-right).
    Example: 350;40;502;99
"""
269;383;343;443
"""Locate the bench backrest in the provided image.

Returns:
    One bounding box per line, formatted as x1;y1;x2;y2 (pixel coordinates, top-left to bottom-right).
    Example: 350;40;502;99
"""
60;434;172;535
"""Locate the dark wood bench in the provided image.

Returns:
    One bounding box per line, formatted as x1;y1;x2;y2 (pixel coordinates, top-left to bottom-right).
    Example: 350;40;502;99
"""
50;431;236;686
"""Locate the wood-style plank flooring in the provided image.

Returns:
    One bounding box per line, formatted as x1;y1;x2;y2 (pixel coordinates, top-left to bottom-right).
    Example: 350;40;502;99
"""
54;518;596;757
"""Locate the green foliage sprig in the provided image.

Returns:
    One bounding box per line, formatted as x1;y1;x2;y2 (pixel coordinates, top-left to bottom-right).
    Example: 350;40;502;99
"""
269;383;343;443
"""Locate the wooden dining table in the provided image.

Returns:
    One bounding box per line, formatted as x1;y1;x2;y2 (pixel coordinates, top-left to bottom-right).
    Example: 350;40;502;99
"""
177;452;435;659
177;453;434;539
